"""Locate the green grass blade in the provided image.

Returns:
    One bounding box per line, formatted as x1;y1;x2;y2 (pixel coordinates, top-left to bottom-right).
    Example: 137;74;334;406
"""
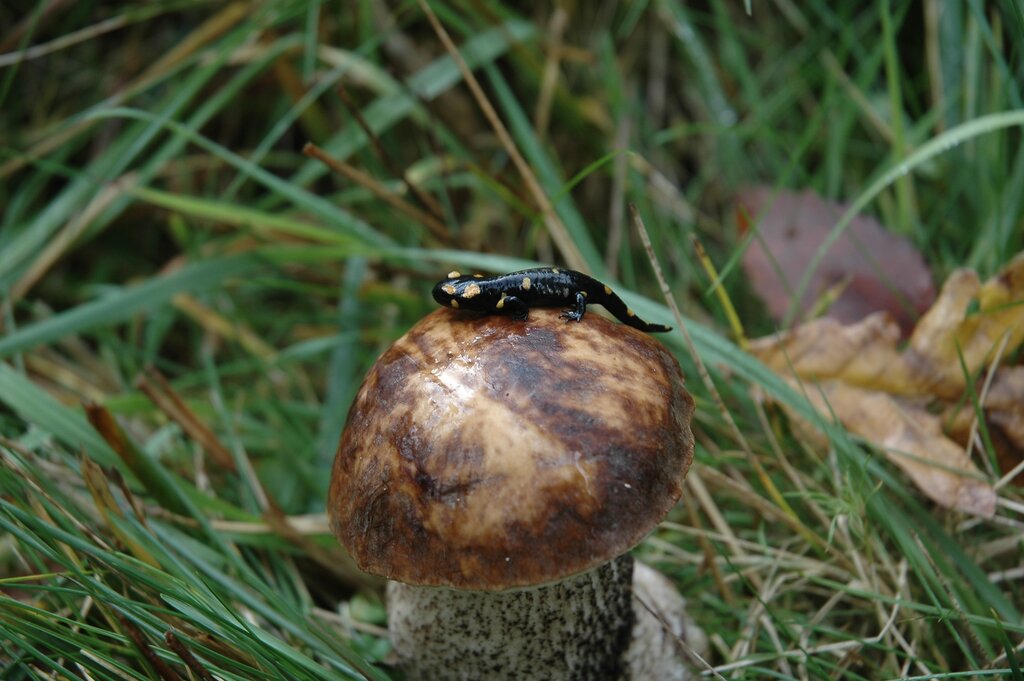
0;253;265;360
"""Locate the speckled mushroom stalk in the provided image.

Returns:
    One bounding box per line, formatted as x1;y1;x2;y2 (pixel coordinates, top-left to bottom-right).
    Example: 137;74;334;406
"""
388;555;635;681
328;307;701;680
387;557;706;681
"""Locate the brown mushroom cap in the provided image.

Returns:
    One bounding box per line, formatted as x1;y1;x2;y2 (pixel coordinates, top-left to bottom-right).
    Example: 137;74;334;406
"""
328;307;695;591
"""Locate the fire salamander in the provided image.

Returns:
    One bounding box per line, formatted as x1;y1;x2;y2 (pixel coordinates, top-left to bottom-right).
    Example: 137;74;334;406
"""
432;268;671;333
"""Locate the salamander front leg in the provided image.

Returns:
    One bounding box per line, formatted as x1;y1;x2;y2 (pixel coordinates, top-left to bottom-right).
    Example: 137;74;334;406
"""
560;291;587;323
497;294;530;320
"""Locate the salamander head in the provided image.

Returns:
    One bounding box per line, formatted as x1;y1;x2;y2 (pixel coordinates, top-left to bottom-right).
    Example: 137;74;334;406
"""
432;272;476;308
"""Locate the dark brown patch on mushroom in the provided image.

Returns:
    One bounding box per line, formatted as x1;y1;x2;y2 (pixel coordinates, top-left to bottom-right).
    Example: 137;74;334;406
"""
328;308;695;590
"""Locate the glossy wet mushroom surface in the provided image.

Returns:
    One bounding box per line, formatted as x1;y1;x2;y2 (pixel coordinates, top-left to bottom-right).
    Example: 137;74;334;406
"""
329;307;695;591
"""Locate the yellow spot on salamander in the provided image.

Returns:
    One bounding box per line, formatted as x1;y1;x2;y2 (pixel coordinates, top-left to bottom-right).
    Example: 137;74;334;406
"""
450;299;459;308
581;291;588;297
522;277;532;290
447;270;461;278
473;273;484;278
603;285;612;295
627;308;636;317
496;295;506;310
442;284;457;295
462;283;482;299
551;267;559;273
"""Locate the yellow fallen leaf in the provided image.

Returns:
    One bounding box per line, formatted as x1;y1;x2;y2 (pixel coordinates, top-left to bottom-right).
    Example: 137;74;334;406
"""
908;255;1024;397
749;253;1024;515
974;367;1024;453
747;312;912;393
797;381;996;517
752;253;1024;398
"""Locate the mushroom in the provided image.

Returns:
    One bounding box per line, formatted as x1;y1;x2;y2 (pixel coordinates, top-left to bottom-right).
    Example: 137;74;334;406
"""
328;307;701;680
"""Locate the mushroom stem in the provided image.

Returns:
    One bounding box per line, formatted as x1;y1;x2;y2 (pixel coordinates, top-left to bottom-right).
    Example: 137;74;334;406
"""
387;554;636;681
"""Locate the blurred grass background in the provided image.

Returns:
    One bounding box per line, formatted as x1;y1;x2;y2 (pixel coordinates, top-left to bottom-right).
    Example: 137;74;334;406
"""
2;1;1023;679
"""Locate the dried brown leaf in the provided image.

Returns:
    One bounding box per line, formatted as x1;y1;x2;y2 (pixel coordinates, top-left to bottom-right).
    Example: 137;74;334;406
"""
907;256;1024;396
749;253;1024;514
738;187;935;334
747;312;911;392
798;381;996;517
752;254;1024;398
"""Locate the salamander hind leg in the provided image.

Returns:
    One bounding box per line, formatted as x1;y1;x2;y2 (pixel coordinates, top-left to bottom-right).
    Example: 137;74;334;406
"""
559;291;587;323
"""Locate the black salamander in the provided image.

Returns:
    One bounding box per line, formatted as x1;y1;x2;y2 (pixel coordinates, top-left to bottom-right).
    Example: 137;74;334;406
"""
432;267;671;333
